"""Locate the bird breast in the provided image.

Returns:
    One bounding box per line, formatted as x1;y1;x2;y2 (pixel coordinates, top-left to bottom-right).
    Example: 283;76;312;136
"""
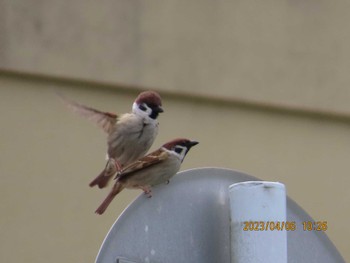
107;113;159;166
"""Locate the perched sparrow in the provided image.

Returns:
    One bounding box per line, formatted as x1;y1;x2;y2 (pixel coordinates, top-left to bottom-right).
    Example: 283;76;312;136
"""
95;138;199;215
60;91;164;188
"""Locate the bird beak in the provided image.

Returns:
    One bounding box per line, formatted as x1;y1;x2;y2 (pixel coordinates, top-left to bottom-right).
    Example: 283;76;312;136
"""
156;106;164;113
188;140;199;148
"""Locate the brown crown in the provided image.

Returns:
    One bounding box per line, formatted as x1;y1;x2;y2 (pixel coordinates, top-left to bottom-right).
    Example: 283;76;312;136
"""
162;138;199;150
135;91;162;107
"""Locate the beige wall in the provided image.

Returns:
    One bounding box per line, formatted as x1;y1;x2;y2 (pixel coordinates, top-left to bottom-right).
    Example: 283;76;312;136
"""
2;1;350;116
0;1;349;262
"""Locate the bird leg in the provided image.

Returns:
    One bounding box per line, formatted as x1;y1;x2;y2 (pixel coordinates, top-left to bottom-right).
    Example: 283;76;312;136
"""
114;158;122;172
105;158;116;175
139;186;152;198
105;158;122;176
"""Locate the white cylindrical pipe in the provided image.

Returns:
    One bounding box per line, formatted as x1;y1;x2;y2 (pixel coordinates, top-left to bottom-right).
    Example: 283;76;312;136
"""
229;181;287;263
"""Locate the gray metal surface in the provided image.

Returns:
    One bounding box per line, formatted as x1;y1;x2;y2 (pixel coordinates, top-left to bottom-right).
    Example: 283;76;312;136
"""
95;167;345;263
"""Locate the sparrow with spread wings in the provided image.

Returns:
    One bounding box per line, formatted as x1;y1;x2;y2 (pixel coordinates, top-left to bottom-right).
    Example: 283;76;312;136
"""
95;138;199;215
60;91;164;188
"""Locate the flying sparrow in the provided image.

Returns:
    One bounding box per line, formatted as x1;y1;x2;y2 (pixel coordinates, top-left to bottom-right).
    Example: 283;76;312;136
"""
60;91;164;188
95;138;199;215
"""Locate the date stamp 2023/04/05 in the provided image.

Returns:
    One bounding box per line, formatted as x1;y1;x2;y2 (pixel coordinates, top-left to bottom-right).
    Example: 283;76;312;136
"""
242;221;328;232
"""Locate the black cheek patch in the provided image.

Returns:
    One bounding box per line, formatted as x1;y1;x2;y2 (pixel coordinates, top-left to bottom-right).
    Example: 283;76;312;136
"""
149;111;159;119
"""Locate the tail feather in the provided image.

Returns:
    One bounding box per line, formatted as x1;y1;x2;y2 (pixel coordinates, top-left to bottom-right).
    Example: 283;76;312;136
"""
90;158;118;188
95;182;124;215
89;169;112;189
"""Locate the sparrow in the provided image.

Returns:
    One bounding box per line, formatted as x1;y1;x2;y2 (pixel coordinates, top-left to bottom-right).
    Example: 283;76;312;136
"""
95;138;199;215
60;91;164;188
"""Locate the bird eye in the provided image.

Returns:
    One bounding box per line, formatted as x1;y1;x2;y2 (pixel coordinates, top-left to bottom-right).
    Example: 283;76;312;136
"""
139;104;147;111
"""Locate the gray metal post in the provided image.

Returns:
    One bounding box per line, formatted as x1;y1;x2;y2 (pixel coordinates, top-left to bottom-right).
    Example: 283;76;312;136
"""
229;181;287;263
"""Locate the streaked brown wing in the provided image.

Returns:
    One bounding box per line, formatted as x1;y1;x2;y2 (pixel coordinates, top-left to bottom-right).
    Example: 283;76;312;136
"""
59;94;117;134
117;148;168;179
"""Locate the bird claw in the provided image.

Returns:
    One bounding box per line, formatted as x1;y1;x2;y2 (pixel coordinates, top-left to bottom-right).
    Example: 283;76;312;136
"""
145;192;152;198
139;186;152;198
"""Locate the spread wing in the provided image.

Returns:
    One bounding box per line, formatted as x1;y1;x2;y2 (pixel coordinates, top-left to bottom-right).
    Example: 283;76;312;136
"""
117;148;169;180
59;93;118;134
